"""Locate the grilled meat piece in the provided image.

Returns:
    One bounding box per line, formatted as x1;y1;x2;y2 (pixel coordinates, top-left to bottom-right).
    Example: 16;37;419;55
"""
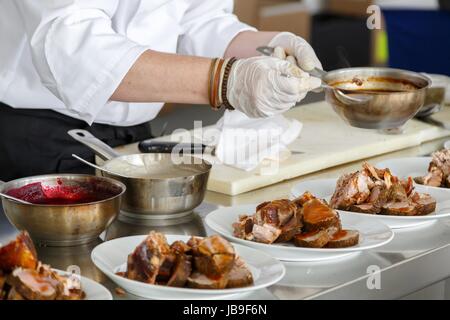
409;192;436;215
381;202;417;216
167;254;192;288
0;231;38;272
422;165;444;187
386;181;409;203
293;230;330;248
186;272;228;289
292;191;316;208
276;213;303;243
431;149;450;177
252;224;281;244
226;256;254;288
232;215;255;241
349;203;379;214
193;235;235;277
125;231;171;284
7;287;26;300
7;268;62;300
302;199;341;232
170;241;192;255
255;199;298;227
325;230;360;248
330;171;373;210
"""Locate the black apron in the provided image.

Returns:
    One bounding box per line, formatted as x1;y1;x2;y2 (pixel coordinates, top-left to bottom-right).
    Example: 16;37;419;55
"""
0;102;152;181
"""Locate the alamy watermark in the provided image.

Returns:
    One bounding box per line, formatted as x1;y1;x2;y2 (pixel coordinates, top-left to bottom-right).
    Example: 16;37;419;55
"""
367;5;382;30
367;265;382;290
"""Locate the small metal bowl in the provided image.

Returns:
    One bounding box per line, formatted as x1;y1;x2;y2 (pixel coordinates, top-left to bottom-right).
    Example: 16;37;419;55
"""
0;174;125;247
323;67;431;129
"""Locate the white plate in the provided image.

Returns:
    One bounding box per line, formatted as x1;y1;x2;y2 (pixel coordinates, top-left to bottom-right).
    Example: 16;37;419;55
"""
291;178;450;229
91;235;285;300
55;269;112;300
205;205;393;262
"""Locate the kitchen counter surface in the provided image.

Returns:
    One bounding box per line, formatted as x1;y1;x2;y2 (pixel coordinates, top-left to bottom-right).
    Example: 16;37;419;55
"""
2;111;450;300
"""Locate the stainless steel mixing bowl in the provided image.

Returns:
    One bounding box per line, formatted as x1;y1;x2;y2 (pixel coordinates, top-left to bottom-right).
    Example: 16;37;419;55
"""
323;67;431;129
68;130;212;219
0;174;125;246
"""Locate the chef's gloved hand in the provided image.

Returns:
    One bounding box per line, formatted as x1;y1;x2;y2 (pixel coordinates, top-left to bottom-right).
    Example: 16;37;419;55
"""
227;56;321;118
269;32;323;72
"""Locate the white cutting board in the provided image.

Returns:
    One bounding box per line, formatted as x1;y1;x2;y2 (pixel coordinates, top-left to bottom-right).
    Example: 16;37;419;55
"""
205;101;450;195
114;101;450;196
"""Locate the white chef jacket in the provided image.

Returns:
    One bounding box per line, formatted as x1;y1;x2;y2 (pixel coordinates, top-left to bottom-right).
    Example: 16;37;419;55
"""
0;0;255;126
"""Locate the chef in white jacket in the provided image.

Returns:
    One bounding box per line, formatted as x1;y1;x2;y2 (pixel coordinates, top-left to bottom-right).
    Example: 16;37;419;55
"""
0;0;322;181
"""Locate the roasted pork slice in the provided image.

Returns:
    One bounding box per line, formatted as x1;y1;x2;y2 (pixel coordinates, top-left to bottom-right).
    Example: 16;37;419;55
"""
409;192;436;215
6;268;62;300
232;215;254;240
186;272;228;289
252;224;281;244
325;230;360;248
0;231;38;272
402;177;415;196
293;230;330;248
330;171;373;210
167;255;192;288
422;165;444;187
7;287;25;300
170;240;192;255
292;191;316;208
226;256;254;289
156;253;176;284
431;149;450;177
302;199;340;232
386;181;409;203
255;199;297;227
275;212;302;243
367;183;389;208
193;235;235;277
349;203;380;214
381;202;417;216
125;231;171;284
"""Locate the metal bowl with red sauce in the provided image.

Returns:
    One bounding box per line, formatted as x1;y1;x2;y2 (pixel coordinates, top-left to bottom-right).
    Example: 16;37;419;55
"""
0;175;126;246
322;67;431;129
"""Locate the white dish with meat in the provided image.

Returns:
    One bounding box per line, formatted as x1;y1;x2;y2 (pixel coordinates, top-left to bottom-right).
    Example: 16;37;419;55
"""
291;178;450;229
91;235;285;300
54;270;113;300
205;204;393;262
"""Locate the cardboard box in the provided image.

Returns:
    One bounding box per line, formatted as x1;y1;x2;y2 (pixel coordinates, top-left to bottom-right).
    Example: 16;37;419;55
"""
326;0;373;17
258;2;312;41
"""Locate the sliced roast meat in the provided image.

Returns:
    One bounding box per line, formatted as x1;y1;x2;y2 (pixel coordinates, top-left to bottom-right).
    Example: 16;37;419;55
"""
381;202;417;216
156;253;176;284
232;215;254;240
193;235;235;277
186;272;228;289
302;199;340;232
330;171;372;210
252;224;281;244
7;268;61;300
409;192;436;215
325;230;360;248
125;232;171;284
254;199;297;227
275;212;302;243
401;177;415;196
293;230;330;248
422;165;444;187
0;231;38;272
170;241;192;255
167;254;192;288
292;191;316;208
226;256;254;289
349;203;380;214
386;182;409;203
431;149;450;177
6;287;25;300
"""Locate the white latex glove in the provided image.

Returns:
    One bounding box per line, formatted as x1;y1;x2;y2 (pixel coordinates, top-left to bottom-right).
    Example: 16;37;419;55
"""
227;56;321;118
269;32;323;71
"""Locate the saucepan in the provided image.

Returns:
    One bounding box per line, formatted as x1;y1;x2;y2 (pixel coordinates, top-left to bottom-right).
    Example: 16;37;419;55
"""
257;46;430;129
0;174;125;246
68;130;211;219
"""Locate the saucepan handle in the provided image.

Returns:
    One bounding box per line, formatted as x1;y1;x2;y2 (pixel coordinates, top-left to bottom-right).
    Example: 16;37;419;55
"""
67;129;121;161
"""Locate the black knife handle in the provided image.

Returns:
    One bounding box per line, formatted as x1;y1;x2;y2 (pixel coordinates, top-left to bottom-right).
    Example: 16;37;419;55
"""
138;140;206;154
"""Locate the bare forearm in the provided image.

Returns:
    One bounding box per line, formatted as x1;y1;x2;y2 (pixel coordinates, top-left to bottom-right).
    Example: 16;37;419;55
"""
112;50;211;104
224;31;279;58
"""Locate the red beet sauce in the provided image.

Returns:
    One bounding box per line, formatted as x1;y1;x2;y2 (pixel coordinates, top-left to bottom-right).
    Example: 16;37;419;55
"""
6;178;121;205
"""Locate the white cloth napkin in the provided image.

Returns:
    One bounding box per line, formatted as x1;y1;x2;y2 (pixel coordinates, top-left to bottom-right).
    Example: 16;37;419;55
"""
213;110;302;171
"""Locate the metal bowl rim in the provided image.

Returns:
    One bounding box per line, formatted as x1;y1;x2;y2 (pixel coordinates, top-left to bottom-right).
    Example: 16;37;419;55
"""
323;67;432;91
0;173;126;208
102;154;212;182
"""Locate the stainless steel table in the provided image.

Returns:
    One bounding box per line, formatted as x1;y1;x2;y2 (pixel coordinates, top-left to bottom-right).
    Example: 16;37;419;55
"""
2;137;450;300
